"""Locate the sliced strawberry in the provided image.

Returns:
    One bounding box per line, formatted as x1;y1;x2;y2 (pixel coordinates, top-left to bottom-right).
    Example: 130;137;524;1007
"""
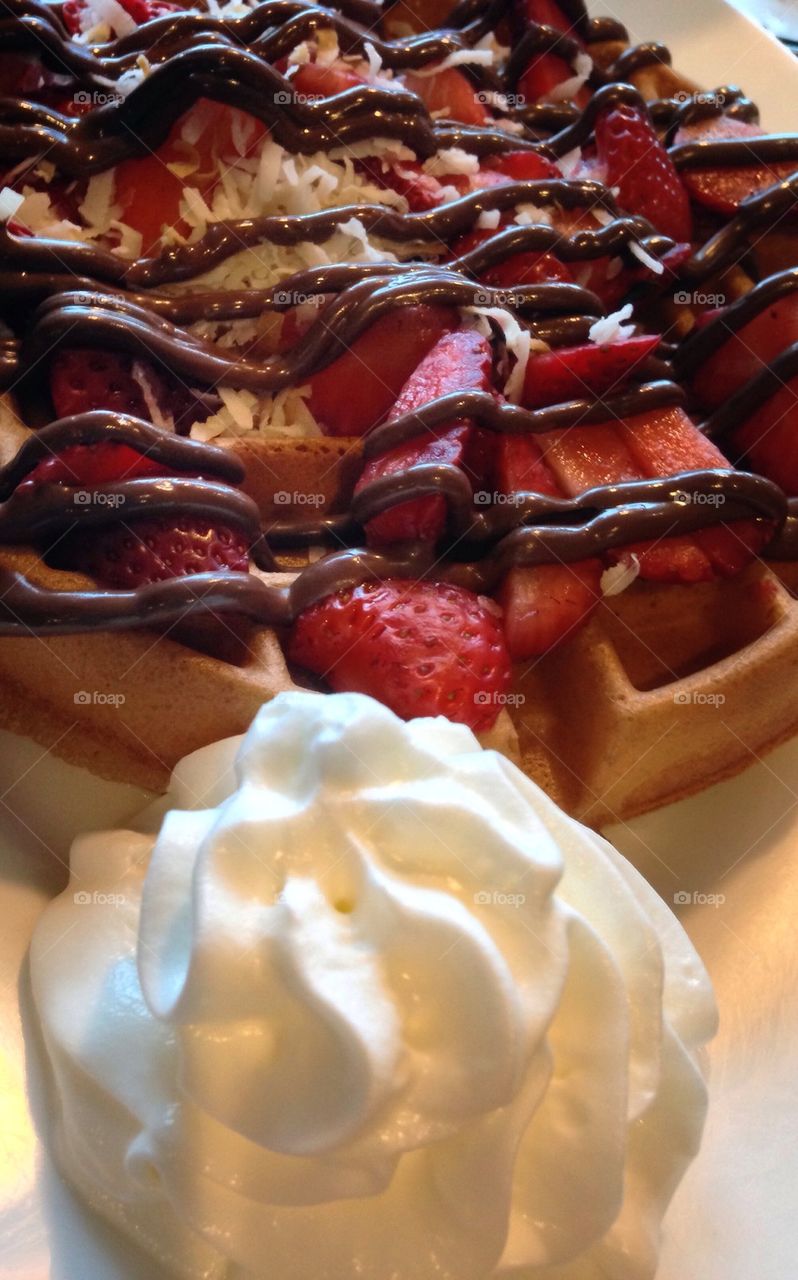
288;579;512;731
539;420;716;582
731;384;798;497
354;330;493;544
451;224;574;287
49;349;171;421
498;561;601;658
291;61;367;99
23;442;169;490
492;432;600;656
523;336;659;409
482;151;561;181
616;404;771;575
357;157;444;211
307;304;455;437
67;515;250;589
675;117;798;218
404;67;489;127
595;103;693;245
517;0;581;36
688;294;798;412
518;53;590;109
63;0;179;35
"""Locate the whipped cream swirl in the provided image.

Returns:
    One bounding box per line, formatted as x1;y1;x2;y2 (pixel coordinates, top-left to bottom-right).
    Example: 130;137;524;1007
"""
31;691;716;1280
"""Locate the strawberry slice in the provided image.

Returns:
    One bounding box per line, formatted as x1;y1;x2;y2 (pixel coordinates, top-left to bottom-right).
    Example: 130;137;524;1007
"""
63;0;179;35
538;420;716;582
518;52;590;108
22;442;169;490
595;103;693;244
688;294;798;412
492;433;601;656
482;151;561;181
451;225;574;288
404;67;489;127
291;62;366;99
616;405;772;575
354;330;493;545
522;336;659;409
307;305;455;437
675;117;798;218
498;561;601;657
50;349;170;421
357;157;444;212
288;579;512;730
68;516;250;589
731;385;798;497
517;0;581;36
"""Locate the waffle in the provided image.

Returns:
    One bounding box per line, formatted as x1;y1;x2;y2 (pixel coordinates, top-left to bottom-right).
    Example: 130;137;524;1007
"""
1;1;797;827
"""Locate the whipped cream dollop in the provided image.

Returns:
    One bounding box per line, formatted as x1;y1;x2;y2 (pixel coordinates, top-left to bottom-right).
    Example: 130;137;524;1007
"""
31;691;716;1280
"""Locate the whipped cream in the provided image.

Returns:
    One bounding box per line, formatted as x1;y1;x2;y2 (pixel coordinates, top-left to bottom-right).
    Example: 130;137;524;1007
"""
31;691;716;1280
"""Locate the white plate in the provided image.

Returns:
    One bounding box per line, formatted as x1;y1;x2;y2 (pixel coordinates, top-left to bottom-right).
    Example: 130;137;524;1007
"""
2;3;798;1276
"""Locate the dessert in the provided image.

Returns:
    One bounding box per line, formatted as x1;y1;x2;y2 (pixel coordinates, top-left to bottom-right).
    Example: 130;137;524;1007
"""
30;689;718;1280
1;0;798;823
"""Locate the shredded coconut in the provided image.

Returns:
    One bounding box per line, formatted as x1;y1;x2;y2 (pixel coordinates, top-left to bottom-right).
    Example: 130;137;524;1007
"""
629;240;665;275
423;148;480;177
0;187;24;222
477;208;501;230
601;556;641;597
546;51;594;103
411;48;495;77
588;304;636;345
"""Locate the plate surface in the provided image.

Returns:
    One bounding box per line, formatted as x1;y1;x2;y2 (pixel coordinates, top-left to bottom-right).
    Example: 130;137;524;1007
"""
2;2;798;1276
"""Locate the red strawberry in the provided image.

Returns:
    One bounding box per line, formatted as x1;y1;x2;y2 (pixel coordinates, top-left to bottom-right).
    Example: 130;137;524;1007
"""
674;117;798;218
518;0;580;36
288;579;512;730
308;305;455;436
538;419;716;582
23;442;169;490
498;561;601;658
616;405;772;575
482;151;561;181
451;225;574;287
731;384;798;497
518;52;591;109
357;157;444;211
291;62;367;99
62;0;179;35
523;336;659;409
50;349;168;421
354;330;493;544
69;515;250;589
595;103;693;244
688;294;798;412
404;67;489;127
492;433;600;656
